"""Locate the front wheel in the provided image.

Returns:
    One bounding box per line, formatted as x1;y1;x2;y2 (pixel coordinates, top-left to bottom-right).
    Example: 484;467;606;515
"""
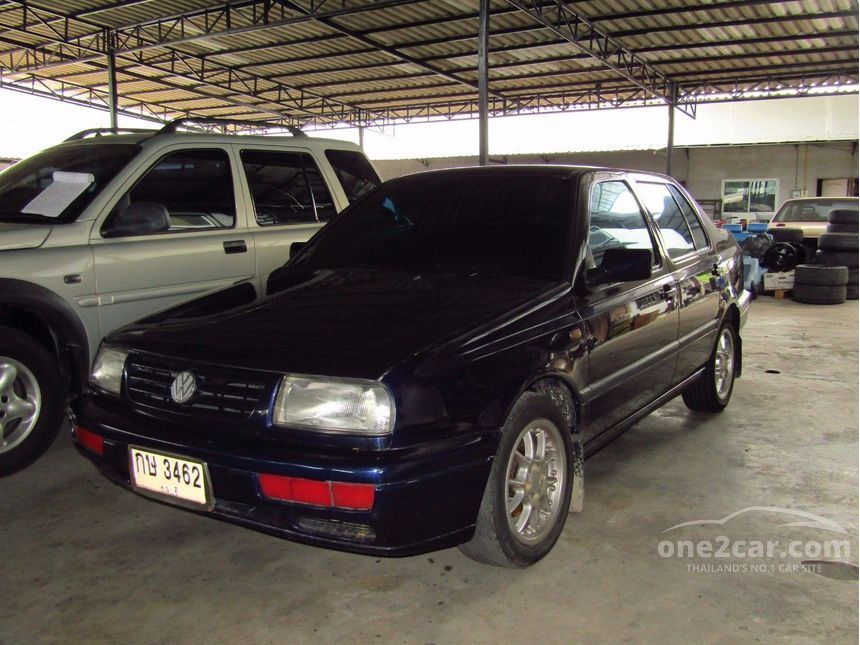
682;323;738;413
0;327;64;475
459;392;573;568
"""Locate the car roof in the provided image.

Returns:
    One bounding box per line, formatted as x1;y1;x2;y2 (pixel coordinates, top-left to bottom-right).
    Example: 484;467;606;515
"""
52;131;363;153
392;164;674;183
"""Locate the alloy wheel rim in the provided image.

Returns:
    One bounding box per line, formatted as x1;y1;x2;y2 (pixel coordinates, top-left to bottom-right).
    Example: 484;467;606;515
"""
0;357;42;454
714;329;735;401
505;419;566;545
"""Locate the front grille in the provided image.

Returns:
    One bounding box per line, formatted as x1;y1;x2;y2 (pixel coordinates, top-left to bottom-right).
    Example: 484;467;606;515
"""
125;354;271;420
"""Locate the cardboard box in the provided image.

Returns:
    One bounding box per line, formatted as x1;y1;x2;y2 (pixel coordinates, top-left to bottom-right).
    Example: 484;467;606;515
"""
764;271;794;290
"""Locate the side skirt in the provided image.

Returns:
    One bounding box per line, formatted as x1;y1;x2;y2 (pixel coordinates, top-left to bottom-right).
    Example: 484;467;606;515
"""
583;367;706;459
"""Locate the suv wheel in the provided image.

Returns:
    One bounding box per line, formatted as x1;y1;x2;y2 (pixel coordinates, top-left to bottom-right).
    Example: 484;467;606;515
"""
682;323;737;413
0;327;64;475
459;392;573;568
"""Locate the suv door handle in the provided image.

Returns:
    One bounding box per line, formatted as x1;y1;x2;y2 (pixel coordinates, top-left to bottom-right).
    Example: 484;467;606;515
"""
660;283;675;300
223;240;247;254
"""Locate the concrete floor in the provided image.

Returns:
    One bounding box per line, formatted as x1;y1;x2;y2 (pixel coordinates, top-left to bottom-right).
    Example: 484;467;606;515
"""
1;298;857;644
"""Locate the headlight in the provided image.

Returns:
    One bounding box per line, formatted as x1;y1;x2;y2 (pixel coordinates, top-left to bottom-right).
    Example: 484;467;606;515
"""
273;375;394;435
89;345;128;396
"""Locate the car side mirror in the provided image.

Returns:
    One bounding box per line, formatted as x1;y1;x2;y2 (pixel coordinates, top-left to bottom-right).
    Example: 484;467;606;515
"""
289;241;306;258
104;202;170;237
586;247;652;287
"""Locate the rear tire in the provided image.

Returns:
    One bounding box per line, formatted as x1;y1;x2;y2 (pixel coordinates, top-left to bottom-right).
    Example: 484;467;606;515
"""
682;323;737;413
792;284;847;305
459;392;573;568
0;327;64;476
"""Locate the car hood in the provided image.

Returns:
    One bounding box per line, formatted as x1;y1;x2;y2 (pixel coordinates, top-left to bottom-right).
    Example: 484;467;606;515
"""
111;267;559;380
0;222;52;251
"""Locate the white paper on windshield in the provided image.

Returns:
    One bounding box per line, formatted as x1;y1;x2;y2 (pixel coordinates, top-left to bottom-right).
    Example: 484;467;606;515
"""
21;171;95;218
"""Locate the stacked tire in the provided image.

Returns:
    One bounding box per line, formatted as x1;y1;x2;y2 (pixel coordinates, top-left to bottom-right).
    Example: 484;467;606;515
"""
816;209;859;301
792;264;848;305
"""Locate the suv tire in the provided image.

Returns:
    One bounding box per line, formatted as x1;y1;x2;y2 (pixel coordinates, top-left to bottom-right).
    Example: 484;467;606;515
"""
459;392;573;568
683;323;737;413
0;327;64;475
794;264;849;286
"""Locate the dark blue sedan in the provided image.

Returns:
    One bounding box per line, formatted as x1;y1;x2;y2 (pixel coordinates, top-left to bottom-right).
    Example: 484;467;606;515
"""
73;166;749;567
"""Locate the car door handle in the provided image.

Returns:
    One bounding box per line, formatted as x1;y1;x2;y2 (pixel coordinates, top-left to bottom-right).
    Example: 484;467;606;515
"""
660;283;675;300
711;263;721;277
223;240;247;254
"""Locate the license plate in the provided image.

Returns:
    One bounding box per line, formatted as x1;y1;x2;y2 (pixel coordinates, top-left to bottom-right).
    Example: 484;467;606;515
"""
129;447;213;510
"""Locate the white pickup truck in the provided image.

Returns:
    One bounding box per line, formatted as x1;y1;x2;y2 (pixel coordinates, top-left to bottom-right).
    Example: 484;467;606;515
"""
0;119;380;473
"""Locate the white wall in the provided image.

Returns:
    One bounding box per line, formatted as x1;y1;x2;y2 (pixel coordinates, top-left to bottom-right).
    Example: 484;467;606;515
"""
372;141;859;209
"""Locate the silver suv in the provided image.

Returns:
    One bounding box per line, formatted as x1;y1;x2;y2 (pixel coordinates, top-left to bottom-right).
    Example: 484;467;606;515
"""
0;119;380;474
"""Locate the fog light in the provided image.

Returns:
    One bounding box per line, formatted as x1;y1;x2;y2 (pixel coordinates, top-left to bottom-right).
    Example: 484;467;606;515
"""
75;426;104;455
257;473;374;510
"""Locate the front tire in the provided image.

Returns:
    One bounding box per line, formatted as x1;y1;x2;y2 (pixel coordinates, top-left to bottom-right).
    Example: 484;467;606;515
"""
459;392;573;568
0;327;64;475
682;323;738;413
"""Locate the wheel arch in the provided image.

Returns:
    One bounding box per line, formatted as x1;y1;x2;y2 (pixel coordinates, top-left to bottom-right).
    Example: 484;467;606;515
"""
0;278;90;396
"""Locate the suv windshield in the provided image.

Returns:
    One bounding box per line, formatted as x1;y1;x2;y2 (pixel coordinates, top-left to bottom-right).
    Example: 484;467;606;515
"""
294;172;572;280
772;199;858;223
0;143;140;224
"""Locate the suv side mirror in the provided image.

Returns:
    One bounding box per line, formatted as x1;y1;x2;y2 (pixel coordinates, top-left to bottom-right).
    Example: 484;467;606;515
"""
289;241;306;258
586;247;652;287
104;202;170;237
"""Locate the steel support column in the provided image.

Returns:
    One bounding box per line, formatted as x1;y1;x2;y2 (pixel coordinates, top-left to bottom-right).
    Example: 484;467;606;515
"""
107;42;118;131
666;82;676;177
478;0;489;166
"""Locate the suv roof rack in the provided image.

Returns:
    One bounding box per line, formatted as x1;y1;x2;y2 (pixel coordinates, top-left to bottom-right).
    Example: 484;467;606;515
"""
156;117;307;138
66;128;155;141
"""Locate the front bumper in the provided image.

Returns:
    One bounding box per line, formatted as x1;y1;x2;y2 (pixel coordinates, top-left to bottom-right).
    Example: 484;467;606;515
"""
72;396;494;557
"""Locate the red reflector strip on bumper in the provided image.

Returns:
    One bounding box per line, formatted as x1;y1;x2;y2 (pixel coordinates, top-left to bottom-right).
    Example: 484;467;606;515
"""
75;426;104;455
258;474;374;510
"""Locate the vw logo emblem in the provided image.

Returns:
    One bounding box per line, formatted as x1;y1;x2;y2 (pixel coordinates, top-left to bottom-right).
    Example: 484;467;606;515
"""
170;371;197;404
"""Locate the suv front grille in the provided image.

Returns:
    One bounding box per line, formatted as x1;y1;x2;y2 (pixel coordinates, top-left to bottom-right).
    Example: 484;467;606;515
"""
125;354;271;420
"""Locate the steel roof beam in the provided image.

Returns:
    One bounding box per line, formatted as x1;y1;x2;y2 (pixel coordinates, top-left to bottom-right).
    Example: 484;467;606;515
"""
0;1;390;126
502;0;694;116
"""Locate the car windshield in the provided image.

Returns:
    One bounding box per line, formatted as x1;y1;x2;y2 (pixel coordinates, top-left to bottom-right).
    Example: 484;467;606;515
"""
293;172;572;280
772;199;858;223
0;143;140;224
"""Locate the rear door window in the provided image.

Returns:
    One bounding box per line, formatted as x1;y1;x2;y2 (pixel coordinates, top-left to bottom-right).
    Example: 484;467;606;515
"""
668;185;709;250
588;180;660;267
324;149;381;203
636;182;696;258
240;150;336;225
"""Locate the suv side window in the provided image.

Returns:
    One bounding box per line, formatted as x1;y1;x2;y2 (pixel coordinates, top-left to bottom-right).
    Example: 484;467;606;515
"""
588;180;660;267
105;148;236;235
668;184;710;250
636;182;696;258
324;149;381;203
240;150;336;225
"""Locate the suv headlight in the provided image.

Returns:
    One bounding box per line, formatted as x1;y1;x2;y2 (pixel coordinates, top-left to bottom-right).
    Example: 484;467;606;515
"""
273;375;394;435
89;345;129;396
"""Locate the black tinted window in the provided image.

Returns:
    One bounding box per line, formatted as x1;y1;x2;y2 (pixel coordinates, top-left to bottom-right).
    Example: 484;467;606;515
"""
588;181;658;266
0;144;139;224
668;185;709;250
325;149;381;203
110;149;235;233
241;150;336;225
637;182;695;258
296;173;571;280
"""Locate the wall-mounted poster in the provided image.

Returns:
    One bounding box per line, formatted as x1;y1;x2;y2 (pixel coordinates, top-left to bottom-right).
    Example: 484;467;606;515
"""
721;178;779;216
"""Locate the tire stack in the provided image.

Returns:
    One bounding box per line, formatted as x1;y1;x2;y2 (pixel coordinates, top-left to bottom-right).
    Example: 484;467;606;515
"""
816;209;859;301
792;264;848;305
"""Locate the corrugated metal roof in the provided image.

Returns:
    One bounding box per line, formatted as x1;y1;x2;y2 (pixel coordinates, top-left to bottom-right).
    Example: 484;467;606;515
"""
0;0;855;128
